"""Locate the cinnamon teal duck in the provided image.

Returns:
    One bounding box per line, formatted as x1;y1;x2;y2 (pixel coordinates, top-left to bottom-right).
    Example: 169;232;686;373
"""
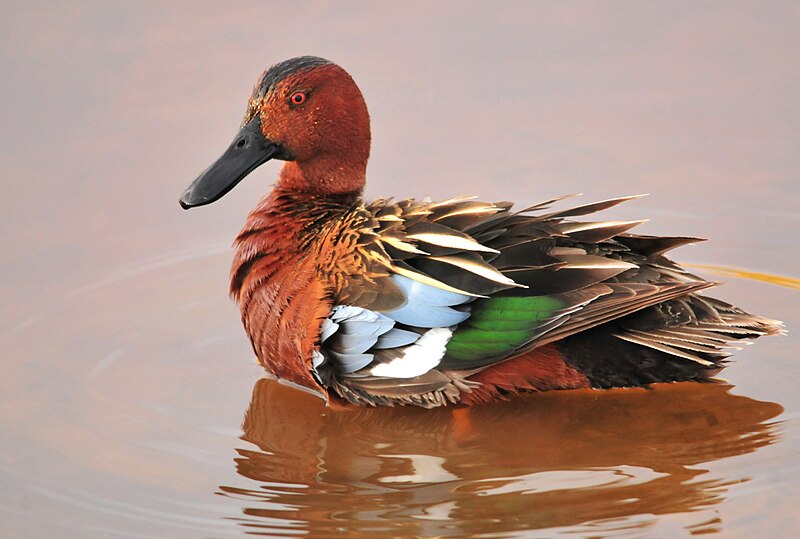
180;56;783;408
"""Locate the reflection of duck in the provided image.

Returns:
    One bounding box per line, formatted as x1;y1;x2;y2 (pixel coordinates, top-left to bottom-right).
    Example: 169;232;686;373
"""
181;56;783;407
219;378;782;536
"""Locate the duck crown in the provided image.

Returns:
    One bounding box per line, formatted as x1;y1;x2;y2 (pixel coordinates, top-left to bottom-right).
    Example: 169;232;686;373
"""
253;56;332;100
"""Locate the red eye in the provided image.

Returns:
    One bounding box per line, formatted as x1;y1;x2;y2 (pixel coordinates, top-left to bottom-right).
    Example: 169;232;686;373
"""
290;91;306;105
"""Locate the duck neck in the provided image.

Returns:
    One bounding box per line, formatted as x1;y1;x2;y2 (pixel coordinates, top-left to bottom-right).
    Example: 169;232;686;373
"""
277;154;367;195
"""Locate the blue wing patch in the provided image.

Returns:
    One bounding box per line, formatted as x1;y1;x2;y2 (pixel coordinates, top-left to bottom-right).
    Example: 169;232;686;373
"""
382;275;471;327
314;276;474;383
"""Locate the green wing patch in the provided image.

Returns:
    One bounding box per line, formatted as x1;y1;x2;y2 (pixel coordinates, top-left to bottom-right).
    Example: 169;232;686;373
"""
444;296;566;362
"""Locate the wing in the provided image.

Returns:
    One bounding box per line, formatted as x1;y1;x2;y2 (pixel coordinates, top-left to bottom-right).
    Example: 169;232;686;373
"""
313;195;782;407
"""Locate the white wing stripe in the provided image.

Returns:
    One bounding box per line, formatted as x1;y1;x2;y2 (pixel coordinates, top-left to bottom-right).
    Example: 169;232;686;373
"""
369;328;452;378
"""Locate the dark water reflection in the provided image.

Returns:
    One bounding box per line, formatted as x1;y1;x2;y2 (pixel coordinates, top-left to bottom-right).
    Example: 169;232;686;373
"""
225;380;781;537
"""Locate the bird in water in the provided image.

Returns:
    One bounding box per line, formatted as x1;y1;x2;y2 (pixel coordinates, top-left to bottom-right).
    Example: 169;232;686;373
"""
180;56;783;408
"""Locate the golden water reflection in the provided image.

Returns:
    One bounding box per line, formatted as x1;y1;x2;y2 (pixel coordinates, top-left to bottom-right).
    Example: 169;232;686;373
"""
221;380;782;537
687;263;800;291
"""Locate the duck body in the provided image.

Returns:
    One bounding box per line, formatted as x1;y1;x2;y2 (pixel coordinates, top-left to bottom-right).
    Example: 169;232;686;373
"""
181;56;782;408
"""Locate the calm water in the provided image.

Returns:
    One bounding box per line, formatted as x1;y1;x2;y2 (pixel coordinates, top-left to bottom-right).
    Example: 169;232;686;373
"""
2;2;799;538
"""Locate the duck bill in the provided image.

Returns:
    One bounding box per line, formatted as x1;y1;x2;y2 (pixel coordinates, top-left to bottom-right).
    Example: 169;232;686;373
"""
180;116;285;209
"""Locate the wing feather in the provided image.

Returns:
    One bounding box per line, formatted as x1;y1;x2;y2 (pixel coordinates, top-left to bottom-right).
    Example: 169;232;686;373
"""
314;194;780;406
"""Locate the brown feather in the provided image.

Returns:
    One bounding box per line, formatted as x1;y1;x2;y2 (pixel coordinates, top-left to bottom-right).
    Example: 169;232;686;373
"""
457;345;591;405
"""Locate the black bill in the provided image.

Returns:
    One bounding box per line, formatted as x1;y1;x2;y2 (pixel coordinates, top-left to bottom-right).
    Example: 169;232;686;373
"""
180;116;286;209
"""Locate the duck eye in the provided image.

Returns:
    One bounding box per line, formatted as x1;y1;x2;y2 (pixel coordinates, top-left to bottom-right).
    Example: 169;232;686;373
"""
290;91;306;106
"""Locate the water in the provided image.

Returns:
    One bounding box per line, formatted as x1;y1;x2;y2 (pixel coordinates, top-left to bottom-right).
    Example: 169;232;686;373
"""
2;2;799;537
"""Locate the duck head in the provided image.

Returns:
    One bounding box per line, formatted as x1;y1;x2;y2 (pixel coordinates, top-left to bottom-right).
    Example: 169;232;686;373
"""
180;56;370;208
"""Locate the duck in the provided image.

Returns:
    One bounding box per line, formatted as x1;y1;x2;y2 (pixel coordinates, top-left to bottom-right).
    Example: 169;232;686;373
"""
180;56;783;408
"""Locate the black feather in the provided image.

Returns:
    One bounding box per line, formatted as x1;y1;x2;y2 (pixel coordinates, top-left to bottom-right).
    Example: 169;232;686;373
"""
256;56;331;98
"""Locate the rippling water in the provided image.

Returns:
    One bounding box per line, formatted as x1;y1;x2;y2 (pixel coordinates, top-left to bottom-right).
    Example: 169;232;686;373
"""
2;2;799;538
229;379;782;537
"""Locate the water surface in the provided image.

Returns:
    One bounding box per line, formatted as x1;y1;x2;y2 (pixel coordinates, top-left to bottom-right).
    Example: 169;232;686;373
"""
2;2;799;538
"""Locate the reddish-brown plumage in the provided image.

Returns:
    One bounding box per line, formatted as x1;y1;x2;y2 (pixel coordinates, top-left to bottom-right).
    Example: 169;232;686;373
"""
459;345;591;405
231;184;382;395
231;189;333;393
